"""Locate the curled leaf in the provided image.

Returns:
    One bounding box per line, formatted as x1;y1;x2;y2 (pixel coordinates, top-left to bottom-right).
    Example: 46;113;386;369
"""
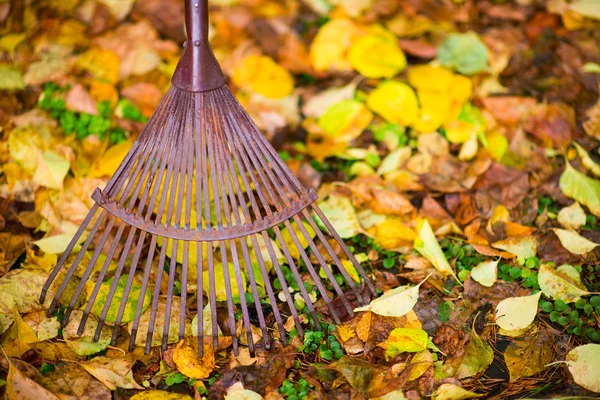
414;220;457;280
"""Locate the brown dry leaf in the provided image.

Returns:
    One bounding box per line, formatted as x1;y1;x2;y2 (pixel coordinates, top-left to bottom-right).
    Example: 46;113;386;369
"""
80;356;143;390
369;190;415;215
6;359;59;400
0;232;28;277
40;363;111;399
504;325;553;381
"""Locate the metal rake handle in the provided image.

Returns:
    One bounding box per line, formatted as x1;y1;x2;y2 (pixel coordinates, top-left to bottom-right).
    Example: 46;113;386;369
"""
171;0;226;92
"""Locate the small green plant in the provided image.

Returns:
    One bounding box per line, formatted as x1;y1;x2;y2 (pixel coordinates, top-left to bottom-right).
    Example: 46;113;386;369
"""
279;378;314;400
498;256;540;290
301;324;344;360
539;295;600;341
441;241;486;282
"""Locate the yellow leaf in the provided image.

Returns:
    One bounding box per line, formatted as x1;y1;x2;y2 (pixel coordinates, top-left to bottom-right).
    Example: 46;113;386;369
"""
130;391;192;400
366;81;419;126
356;311;371;341
231;55;294;99
431;384;483;400
573;142;600;177
408;350;433;381
538;263;592;303
566;344;600;393
354;274;429;317
279;220;316;259
495;292;541;331
317;99;373;142
76;48;121;84
303;79;358;119
407;65;455;92
348;30;407;79
560;161;600;216
316;195;363;239
173;339;215;379
32;151;70;190
337;324;356;342
203;262;246;303
558;202;587;230
34;232;80;254
310;19;363;72
63;310;111;356
491;236;537;259
470;259;498;287
1;307;38;357
413;89;450;133
369;217;415;250
552;228;599;255
379;328;429;359
485;131;509;161
414;220;456;279
445;120;476;144
88;140;133;178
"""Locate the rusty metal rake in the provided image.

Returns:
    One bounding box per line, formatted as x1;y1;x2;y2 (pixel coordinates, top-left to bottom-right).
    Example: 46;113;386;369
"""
40;0;376;356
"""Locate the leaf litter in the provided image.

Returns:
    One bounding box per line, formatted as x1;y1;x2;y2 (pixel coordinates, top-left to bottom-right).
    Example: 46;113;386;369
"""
1;0;600;399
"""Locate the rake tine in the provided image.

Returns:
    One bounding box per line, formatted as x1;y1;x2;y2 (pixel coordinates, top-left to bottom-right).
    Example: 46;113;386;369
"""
180;241;190;341
76;223;128;334
47;211;108;316
312;205;377;296
62;217;117;327
107;231;146;344
145;242;169;354
128;234;158;352
196;242;204;356
194;92;205;355
40;204;99;304
163;239;180;350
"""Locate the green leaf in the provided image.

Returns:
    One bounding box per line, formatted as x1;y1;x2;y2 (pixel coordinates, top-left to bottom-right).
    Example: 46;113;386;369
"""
455;331;494;379
437;32;489;75
380;328;429;359
560;161;600;217
0;64;25;90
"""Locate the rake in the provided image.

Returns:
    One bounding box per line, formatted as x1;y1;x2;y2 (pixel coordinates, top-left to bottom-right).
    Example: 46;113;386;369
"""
40;0;376;356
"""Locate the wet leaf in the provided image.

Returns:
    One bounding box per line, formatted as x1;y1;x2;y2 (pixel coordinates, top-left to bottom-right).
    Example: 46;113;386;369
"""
538;263;592;303
557;202;587;230
470;259;498;287
565;344;600;393
552;228;599;255
495;292;541;331
437;32;489;76
80;356;143;390
414;220;456;279
431;384;483;400
560;161;600;216
354;274;429;317
366;81;419;126
173;339;215;379
504;327;553;381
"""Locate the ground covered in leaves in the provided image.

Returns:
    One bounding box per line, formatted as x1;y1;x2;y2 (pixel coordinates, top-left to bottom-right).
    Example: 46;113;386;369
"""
1;0;600;399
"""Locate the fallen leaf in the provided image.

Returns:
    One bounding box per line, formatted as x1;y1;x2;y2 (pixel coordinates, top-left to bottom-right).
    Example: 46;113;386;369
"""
317;99;373;143
203;262;246;303
130;391;192;400
565;344;600;393
431;384;483;400
504;326;553;381
573;142;600;177
32;151;70;190
491;236;537;259
455;331;494;379
538;263;592;303
470;259;498;287
408;350;433;381
379;328;431;359
303;79;358;119
97;0;136;20
414;220;457;279
495;292;541;331
354;274;429;317
232;55;294;99
560;161;600;216
437;32;489;75
224;382;263;400
127;297;183;347
310;19;362;73
88;140;133;178
40;363;112;399
76;48;121;84
0;64;25;90
63;310;111;356
80;356;143;390
367;81;419;126
552;228;599;255
6;359;59;400
0;269;50;315
1;307;39;357
557;202;587;230
173;339;215;379
349;29;406;78
90;274;151;323
22;311;60;342
317;195;363;239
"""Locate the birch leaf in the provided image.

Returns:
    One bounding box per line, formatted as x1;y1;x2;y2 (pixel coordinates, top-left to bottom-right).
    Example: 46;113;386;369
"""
303;79;358;118
379;328;430;359
495;292;541;331
566;344;600;393
431;384;483;400
573;142;600;177
316;195;363;238
560;161;600;216
552;228;599;255
354;274;430;317
80;356;143;390
557;202;587;230
455;330;494;379
470;259;499;287
414;220;457;279
538;263;592;303
492;236;537;259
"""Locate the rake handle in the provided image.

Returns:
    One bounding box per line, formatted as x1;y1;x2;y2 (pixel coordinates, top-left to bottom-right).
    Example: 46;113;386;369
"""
171;0;226;92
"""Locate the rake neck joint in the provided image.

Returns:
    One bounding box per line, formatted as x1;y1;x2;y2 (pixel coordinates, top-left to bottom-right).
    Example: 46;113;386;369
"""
171;0;226;92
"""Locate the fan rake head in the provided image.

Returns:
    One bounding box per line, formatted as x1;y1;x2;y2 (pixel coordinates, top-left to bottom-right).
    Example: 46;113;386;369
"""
40;0;376;356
